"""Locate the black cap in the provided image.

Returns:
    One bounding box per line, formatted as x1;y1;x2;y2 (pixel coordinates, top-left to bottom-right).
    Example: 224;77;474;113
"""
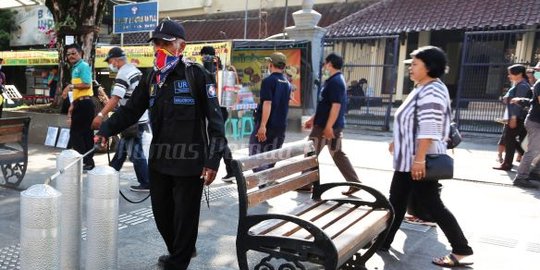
147;20;186;42
104;47;126;62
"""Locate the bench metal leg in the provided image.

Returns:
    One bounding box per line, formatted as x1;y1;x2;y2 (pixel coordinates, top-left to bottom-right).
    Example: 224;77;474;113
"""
254;255;275;270
339;253;367;270
237;248;250;270
1;161;27;187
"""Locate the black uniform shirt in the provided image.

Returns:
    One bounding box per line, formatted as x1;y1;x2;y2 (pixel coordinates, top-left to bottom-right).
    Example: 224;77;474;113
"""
98;58;226;177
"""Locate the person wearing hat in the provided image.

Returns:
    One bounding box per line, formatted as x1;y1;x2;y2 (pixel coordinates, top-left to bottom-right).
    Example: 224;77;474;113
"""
92;47;151;192
248;52;292;171
199;46;235;181
510;61;540;188
94;19;226;270
61;43;95;170
303;53;361;195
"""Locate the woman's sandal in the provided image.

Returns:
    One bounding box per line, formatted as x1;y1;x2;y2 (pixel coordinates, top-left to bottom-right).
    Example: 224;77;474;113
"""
432;254;473;267
341;186;360;196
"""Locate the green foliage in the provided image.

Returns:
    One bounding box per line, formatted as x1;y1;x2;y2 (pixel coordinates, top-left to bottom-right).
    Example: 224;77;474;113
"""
0;9;16;50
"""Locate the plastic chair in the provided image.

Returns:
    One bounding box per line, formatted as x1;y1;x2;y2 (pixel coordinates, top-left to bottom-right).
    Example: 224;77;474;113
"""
224;118;240;140
240;115;254;138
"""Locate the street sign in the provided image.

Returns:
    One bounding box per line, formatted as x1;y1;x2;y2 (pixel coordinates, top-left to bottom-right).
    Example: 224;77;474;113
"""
113;1;159;34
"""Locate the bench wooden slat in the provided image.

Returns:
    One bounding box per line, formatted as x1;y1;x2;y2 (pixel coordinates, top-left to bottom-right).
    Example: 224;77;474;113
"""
251;201;342;237
334;210;391;266
0;124;24;136
238;141;314;171
0;133;23;144
281;203;359;239
245;156;318;189
247;170;319;207
311;207;373;240
249;200;332;235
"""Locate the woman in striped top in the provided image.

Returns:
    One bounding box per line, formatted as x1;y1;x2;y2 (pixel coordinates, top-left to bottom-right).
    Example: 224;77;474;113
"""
381;46;473;267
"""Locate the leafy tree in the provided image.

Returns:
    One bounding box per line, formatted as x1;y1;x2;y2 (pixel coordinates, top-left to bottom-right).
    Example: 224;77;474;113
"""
0;9;16;50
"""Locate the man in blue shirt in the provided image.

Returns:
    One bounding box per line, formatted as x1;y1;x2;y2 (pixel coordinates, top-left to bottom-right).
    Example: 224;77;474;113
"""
304;53;361;195
249;52;291;170
61;44;95;170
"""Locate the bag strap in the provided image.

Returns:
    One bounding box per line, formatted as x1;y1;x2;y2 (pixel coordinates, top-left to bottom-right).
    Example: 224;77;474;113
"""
412;80;450;153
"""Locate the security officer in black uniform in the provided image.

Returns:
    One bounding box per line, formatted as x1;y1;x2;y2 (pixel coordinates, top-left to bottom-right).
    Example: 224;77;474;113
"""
95;20;226;270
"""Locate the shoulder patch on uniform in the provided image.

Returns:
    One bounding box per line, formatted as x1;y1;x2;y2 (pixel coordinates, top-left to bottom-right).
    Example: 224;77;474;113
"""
174;96;195;105
206;84;217;98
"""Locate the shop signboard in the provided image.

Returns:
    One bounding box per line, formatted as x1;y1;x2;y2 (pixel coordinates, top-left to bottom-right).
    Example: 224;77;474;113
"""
231;49;302;107
0;51;58;66
10;5;54;47
113;1;159;34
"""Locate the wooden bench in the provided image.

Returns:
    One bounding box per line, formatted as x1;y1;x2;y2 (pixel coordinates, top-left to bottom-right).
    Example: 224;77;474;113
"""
0;117;31;187
232;141;394;270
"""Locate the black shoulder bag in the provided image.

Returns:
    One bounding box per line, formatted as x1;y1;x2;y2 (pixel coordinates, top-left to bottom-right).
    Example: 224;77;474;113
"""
413;84;454;181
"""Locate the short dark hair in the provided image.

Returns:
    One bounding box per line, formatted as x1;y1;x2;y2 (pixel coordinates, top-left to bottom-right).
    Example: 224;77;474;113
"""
325;53;344;70
65;43;83;54
200;46;216;56
508;64;527;79
410;46;447;78
271;62;286;70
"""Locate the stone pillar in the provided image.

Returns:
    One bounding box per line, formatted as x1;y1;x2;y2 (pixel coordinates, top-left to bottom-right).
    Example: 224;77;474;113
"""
285;0;327;116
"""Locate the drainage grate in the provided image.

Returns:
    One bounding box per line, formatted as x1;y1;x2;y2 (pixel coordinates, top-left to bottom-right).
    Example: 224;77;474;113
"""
205;185;237;203
0;244;20;270
478;235;519;248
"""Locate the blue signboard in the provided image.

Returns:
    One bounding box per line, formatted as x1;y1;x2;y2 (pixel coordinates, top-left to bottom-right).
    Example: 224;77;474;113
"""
113;1;159;34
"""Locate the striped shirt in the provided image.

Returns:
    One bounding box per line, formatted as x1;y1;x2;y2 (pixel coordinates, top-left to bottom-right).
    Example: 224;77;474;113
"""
112;63;148;123
393;79;451;172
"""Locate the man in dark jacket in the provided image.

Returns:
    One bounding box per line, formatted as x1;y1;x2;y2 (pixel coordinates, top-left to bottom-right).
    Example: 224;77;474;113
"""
95;20;226;270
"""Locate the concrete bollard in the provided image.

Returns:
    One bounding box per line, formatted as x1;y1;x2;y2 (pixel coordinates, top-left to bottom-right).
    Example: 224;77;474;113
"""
20;184;62;270
55;149;83;270
85;166;119;270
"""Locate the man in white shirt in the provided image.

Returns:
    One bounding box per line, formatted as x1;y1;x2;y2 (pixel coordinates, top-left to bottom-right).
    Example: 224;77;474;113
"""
92;47;150;191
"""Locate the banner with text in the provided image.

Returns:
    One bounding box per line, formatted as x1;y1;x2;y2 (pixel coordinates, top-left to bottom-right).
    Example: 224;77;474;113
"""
231;49;302;107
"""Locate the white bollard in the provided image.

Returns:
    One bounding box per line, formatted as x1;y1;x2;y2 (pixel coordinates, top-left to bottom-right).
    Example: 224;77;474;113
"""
55;149;83;270
85;166;119;270
20;184;62;270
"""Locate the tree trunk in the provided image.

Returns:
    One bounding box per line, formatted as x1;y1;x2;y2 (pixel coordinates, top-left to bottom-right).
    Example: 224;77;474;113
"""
45;0;106;96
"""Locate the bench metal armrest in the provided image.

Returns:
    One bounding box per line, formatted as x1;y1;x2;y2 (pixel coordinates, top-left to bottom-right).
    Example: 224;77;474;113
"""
243;213;334;245
314;182;393;211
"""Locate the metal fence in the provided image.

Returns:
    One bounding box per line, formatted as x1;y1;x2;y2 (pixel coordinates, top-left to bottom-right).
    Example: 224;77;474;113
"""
455;29;540;133
323;36;399;130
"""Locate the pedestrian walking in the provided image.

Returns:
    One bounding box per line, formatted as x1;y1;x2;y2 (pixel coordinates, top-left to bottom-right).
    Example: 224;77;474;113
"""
493;64;531;171
200;45;234;181
249;52;291;171
303;53;361;195
510;61;540;188
61;44;95;171
92;47;150;192
383;46;473;267
95;20;226;270
47;67;59;99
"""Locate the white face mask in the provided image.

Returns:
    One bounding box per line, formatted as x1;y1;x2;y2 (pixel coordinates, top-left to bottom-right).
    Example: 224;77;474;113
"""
109;63;118;72
534;71;540;80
